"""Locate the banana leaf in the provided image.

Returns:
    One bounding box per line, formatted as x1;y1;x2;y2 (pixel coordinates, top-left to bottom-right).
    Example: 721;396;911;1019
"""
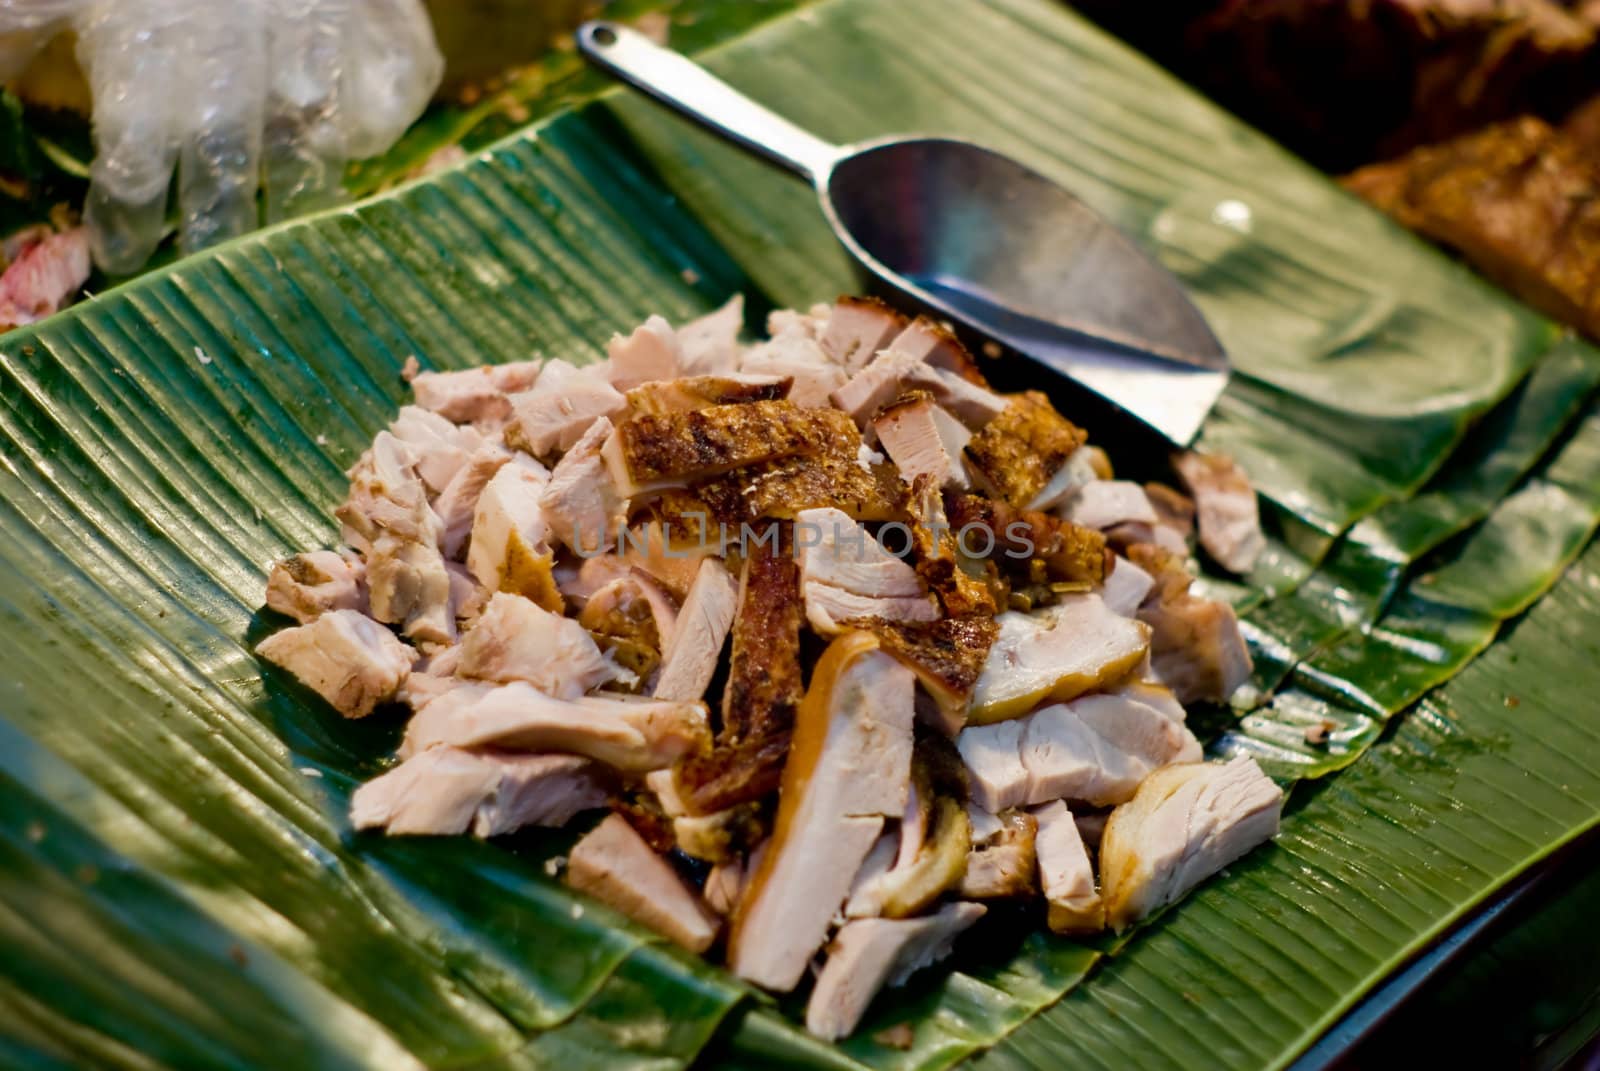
2;0;1599;1068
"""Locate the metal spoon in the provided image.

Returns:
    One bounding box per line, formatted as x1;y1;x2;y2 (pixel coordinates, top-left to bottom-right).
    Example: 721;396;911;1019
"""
577;21;1228;446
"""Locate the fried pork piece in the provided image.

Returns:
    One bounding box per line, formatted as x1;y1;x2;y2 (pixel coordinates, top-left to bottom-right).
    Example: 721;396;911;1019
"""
908;476;999;617
767;302;831;341
963;391;1088;508
850;615;1000;729
960;807;1038;899
350;748;607;837
256;609;416;718
1031;800;1104;935
433;444;511;559
386;405;488;494
466;455;563;612
674;529;805;813
686;432;908;525
873;392;972;491
1129;543;1253;704
624;373;790;415
540;417;626;555
728;632;916;992
606;314;682;390
457;592;632;698
604;399;855;496
944;491;1109;586
403;682;710;773
1101;555;1155;617
1344;116;1600;341
804;902;986;1041
885;316;987;383
338;432;456;644
843;763;971;919
1060;480;1160;531
654;559;740;702
1027;444;1102;512
507;359;627;456
831;346;1008;429
1172;451;1265;574
676;294;744;375
567;812;721;952
265;550;367;623
408;359;542;427
1100;755;1282;932
967;594;1150;724
617;521;713;602
578;569;679;686
739;328;849;408
819;295;907;373
796;507;937;634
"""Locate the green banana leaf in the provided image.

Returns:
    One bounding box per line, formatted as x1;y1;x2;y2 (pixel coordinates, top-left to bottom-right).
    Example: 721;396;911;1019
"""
3;0;1600;1068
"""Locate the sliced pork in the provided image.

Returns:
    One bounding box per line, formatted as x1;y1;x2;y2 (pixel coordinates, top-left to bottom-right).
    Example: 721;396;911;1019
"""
606;314;682;390
728;632;915;992
408;359;542;427
968;594;1150;724
796;507;937;634
350;748;607;836
1032;800;1103;934
624;373;788;415
804;902;986;1041
1100;756;1283;932
566;813;720;952
740;330;848;408
960;808;1038;899
873;392;972;491
256;608;416;718
1060;481;1159;530
457;592;630;697
466;455;562;611
653;559;739;702
403;682;709;773
819;295;907;373
540;416;625;555
676;294;744;375
1172;451;1265;574
1129;544;1253;704
507;359;627;456
963;391;1087;508
831;348;1007;429
265;550;367;623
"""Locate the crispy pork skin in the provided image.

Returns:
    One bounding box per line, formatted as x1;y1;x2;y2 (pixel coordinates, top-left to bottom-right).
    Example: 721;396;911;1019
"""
728;633;915;992
963;391;1087;508
968;595;1150;724
1172;452;1265;574
653;559;739;703
566;813;720;952
265;550;367;623
1031;800;1104;934
1101;756;1282;932
350;748;606;836
804;902;986;1041
256;609;416;718
624;373;789;415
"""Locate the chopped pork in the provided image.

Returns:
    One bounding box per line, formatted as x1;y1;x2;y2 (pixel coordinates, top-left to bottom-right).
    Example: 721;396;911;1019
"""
1061;480;1159;530
831;347;1007;429
1027;445;1101;512
1018;692;1202;806
1101;556;1155;617
0;227;90;328
402;682;709;773
1172;451;1265;574
606;314;682;390
675;294;744;375
795;507;938;633
968;594;1151;724
885;317;984;381
1032;800;1104;934
351;748;607;836
625;373;789;415
728;632;915;991
740;330;849;407
466;455;562;612
960;808;1038;899
507;359;627;456
819;295;907;373
855;615;999;728
963;391;1087;508
566;813;720;952
1129;544;1253;704
432;443;511;560
408;359;542;428
653;559;739;702
265;550;367;623
256;608;416;718
457;592;631;697
1100;756;1283;932
805;902;987;1041
386;405;484;494
873;392;972;491
539;417;625;555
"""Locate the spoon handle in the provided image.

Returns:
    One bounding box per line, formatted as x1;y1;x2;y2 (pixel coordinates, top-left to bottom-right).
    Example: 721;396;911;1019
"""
577;21;839;182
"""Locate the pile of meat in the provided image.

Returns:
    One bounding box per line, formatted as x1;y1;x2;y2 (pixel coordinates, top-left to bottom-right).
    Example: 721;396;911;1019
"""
0;224;90;333
256;295;1282;1041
